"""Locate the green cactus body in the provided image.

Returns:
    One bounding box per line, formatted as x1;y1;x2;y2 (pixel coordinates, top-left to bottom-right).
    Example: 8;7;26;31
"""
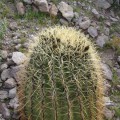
19;26;104;120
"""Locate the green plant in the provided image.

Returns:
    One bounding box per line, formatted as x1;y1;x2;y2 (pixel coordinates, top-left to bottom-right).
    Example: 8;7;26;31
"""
0;19;7;49
18;26;104;120
105;37;120;55
0;1;9;18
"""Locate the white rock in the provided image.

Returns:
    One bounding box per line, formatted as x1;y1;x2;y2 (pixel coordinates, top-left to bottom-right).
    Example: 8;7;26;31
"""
33;0;49;12
88;26;98;38
58;2;74;21
79;20;91;30
101;63;113;80
9;22;18;30
96;35;109;47
12;52;27;65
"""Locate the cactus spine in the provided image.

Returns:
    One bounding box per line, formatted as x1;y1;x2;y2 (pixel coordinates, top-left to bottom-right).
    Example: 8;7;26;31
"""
18;26;104;120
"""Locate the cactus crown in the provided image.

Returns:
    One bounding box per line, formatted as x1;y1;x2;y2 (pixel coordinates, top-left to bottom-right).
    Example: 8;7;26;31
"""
19;26;104;120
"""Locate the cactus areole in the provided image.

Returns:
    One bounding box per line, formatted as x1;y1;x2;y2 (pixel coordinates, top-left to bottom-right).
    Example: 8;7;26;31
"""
18;26;104;120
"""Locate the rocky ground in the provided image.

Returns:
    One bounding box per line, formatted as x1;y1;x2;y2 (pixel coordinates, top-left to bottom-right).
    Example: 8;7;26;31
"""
0;0;120;119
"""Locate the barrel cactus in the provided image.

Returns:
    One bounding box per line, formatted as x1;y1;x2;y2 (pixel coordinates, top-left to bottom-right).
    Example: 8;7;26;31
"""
18;26;104;120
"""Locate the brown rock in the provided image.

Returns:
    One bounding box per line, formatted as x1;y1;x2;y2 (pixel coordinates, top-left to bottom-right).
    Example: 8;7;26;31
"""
16;2;25;15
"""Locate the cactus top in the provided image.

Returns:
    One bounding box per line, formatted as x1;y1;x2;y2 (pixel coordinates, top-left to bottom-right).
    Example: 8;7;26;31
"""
19;26;104;120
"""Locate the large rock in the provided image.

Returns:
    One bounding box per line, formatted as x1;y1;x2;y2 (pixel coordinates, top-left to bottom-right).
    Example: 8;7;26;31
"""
0;91;8;100
0;103;10;119
88;26;98;38
58;2;74;21
33;0;49;12
96;0;111;9
96;35;109;47
101;63;113;80
1;69;12;81
79;20;91;30
4;78;16;89
12;52;27;65
16;2;25;15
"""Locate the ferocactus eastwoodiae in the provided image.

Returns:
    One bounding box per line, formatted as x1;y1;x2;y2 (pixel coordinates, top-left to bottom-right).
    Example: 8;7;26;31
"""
18;26;104;120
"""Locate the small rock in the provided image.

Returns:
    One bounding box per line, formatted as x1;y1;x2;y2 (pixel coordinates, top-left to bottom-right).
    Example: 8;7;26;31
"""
9;97;19;109
88;26;98;38
1;69;12;81
16;2;25;15
23;0;32;4
0;63;8;71
1;50;8;59
104;107;115;119
9;22;18;30
105;21;111;26
12;52;27;65
33;0;49;12
110;17;118;22
49;3;58;16
58;1;74;21
101;63;113;80
116;69;120;78
59;18;69;26
117;85;120;90
104;27;110;36
4;78;16;89
0;91;8;100
9;87;16;98
79;20;91;30
92;8;100;18
117;56;120;64
96;0;111;9
96;35;109;47
103;96;114;106
0;103;10;119
15;44;22;50
11;65;25;84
